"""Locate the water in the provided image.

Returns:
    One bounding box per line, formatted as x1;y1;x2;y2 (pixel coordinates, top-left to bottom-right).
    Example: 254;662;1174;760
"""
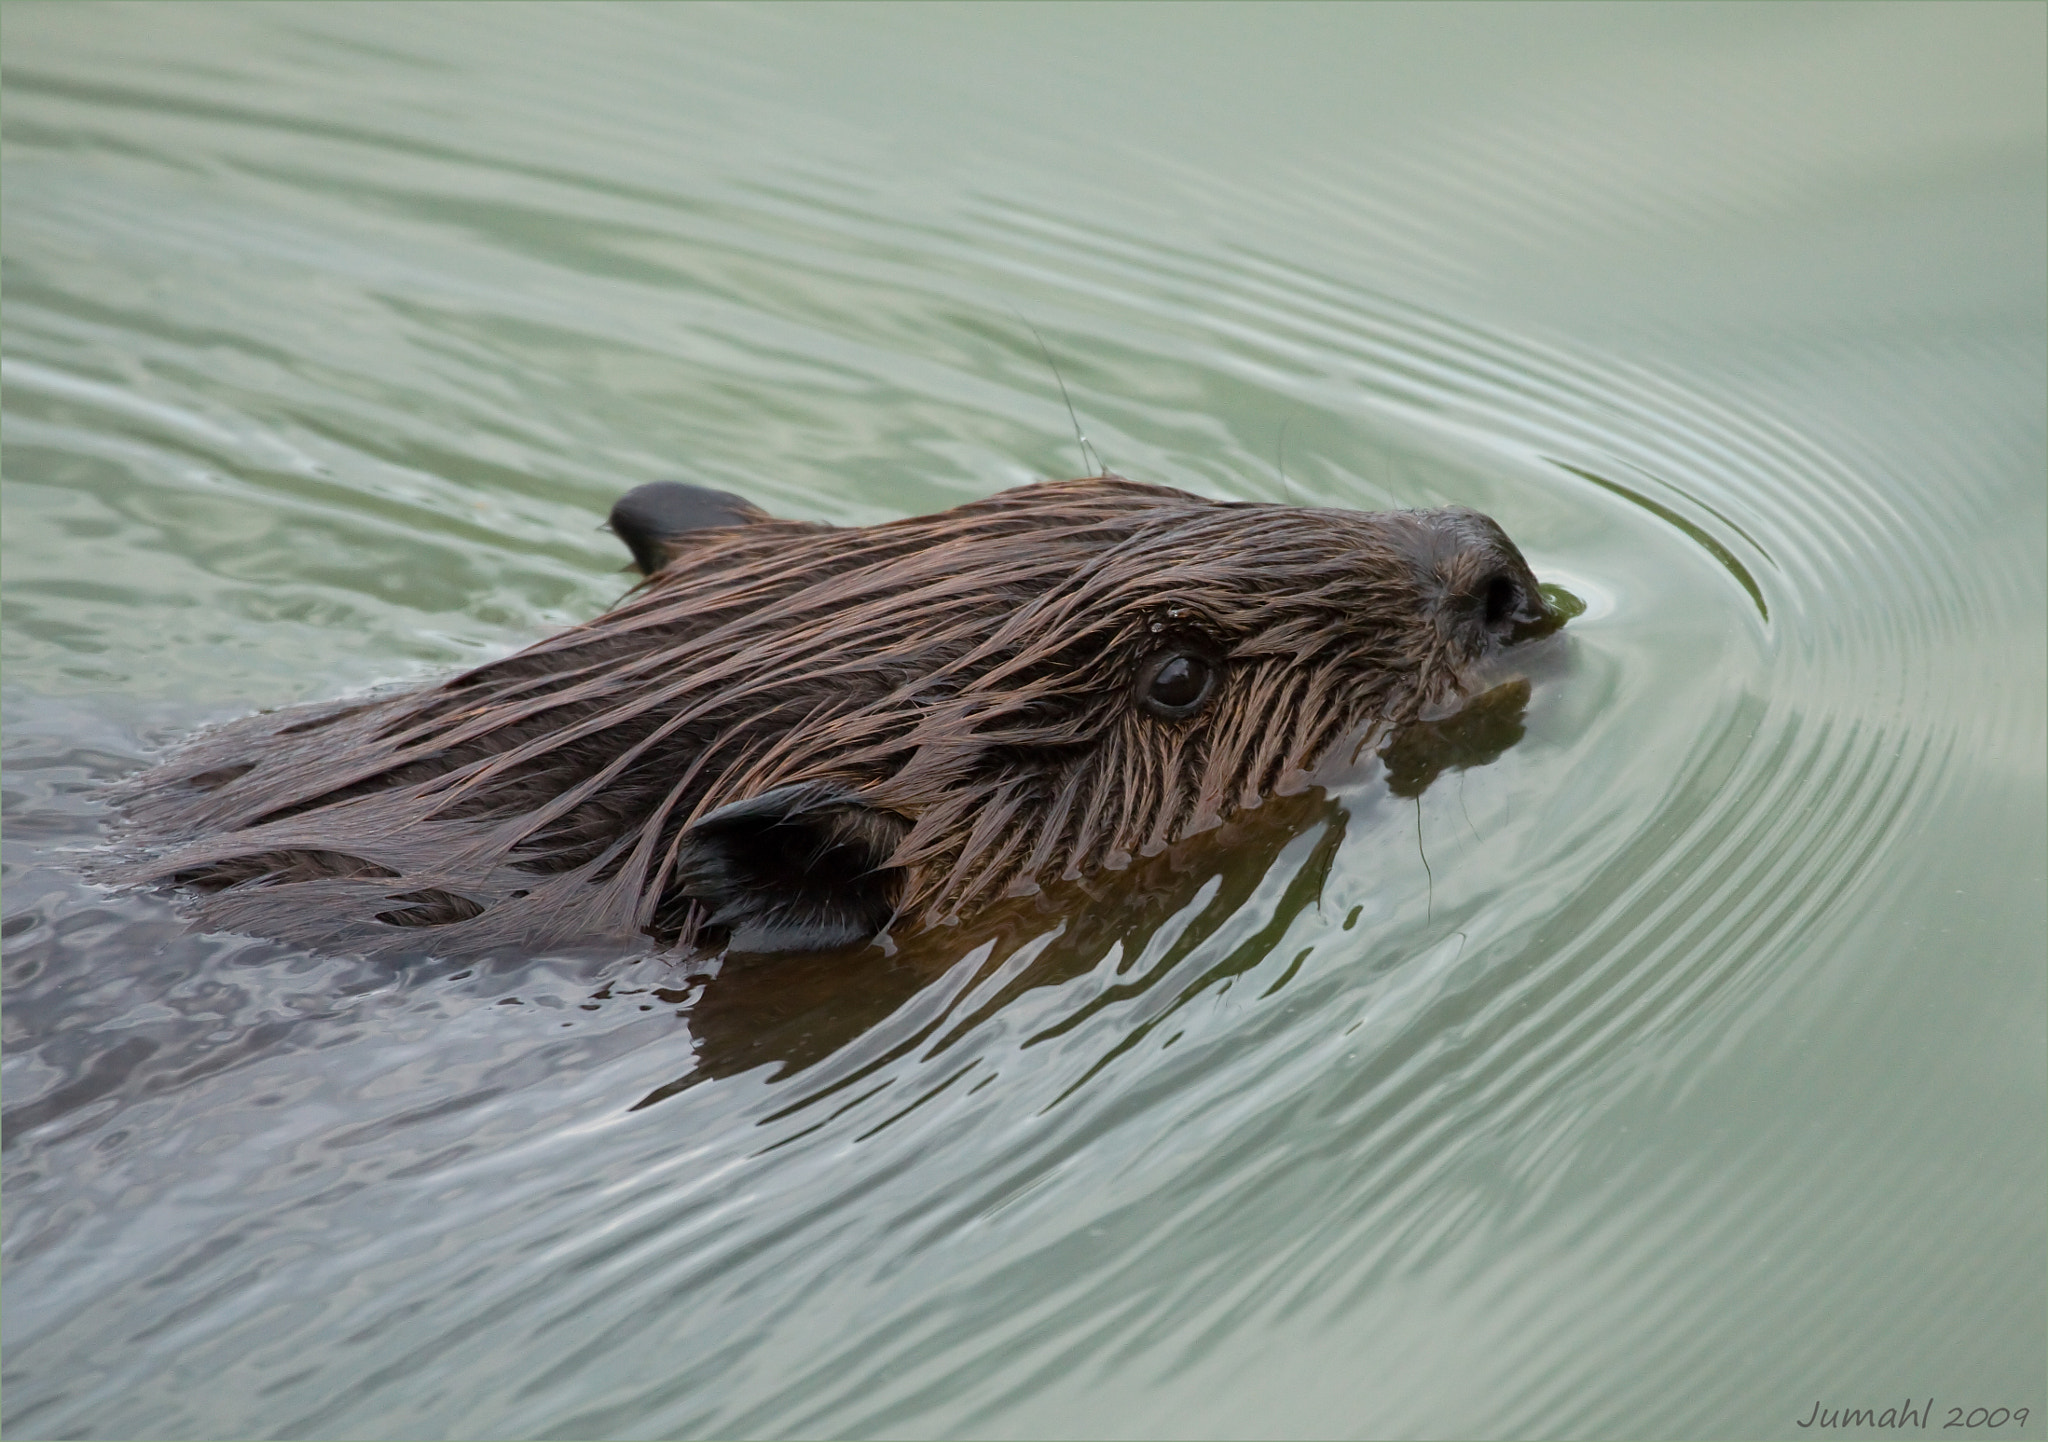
3;5;2042;1438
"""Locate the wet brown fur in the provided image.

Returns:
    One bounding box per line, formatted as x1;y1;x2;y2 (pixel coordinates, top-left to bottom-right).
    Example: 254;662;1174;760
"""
113;475;1547;956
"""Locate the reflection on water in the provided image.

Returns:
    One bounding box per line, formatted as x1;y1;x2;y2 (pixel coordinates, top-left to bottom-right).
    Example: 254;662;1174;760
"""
659;676;1539;1109
3;4;2041;1439
1380;676;1536;800
646;786;1351;1109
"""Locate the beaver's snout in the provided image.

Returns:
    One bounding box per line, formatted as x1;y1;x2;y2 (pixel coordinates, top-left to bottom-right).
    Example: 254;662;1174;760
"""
1389;506;1554;653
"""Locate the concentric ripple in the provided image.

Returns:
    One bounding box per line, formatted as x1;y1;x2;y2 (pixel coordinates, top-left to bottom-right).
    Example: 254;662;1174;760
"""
4;6;2041;1440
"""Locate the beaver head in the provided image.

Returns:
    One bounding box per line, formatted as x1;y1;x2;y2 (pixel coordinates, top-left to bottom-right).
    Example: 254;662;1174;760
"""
117;475;1557;957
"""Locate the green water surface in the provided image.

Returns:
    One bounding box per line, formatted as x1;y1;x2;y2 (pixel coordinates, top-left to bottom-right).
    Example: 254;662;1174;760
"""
2;5;2042;1438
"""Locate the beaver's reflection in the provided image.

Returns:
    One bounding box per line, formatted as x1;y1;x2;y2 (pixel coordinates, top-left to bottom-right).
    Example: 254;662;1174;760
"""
1382;675;1532;797
630;678;1533;1110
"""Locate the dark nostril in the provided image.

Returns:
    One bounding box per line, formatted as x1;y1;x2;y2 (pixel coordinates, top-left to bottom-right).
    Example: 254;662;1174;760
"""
1483;574;1518;627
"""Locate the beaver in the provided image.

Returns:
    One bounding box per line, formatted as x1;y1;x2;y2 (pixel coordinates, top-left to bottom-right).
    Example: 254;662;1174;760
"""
112;474;1559;959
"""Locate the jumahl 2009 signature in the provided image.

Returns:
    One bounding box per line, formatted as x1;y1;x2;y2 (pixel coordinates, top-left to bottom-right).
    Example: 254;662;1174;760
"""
1795;1400;2032;1431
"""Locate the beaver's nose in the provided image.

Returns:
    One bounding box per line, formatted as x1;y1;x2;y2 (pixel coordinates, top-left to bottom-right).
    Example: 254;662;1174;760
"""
1396;507;1553;646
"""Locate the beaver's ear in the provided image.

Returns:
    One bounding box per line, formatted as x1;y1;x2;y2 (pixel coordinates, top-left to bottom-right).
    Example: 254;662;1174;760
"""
608;481;770;575
672;783;909;954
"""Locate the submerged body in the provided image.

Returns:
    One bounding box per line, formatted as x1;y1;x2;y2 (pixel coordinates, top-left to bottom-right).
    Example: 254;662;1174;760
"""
115;475;1556;956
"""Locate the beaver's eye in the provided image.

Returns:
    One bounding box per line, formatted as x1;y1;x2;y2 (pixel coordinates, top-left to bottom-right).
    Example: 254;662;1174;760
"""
1137;651;1217;719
